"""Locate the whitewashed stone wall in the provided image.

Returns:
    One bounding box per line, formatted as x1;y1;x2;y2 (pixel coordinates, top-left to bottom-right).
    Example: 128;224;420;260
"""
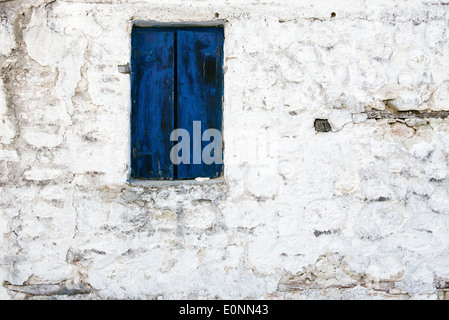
1;0;449;299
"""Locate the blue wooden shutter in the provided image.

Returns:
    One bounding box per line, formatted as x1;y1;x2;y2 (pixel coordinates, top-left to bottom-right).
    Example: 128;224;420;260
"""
131;28;175;179
176;27;224;179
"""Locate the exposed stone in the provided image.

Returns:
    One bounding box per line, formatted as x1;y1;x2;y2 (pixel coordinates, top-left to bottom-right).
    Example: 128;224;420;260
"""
314;119;332;132
409;142;434;160
405;118;428;127
5;284;92;296
0;149;18;162
390;122;415;137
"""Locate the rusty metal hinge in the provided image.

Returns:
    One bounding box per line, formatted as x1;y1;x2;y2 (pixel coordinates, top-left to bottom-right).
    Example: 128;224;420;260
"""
118;63;130;74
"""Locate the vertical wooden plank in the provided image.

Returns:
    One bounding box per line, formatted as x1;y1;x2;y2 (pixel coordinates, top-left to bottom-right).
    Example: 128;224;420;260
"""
131;28;175;179
176;27;224;179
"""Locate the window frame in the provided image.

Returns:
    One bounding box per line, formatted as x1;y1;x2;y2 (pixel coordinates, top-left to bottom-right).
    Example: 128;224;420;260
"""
128;21;226;183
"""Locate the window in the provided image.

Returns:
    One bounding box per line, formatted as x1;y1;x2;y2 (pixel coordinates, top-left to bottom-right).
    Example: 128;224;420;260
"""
130;26;224;180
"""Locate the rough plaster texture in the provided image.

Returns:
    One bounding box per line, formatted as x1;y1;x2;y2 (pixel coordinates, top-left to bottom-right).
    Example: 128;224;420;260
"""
1;0;449;300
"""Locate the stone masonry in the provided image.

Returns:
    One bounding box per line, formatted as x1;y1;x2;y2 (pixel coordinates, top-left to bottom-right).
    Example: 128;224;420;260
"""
1;0;449;299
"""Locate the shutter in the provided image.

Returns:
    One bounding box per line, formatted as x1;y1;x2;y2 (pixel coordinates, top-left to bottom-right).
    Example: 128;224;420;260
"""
176;27;224;179
131;28;175;180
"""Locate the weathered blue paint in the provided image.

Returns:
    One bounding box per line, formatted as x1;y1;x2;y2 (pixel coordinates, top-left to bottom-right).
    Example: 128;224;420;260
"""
131;28;175;179
176;27;224;179
131;26;224;180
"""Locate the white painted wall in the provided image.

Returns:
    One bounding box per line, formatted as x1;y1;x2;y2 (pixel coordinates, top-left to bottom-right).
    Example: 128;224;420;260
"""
1;0;449;299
